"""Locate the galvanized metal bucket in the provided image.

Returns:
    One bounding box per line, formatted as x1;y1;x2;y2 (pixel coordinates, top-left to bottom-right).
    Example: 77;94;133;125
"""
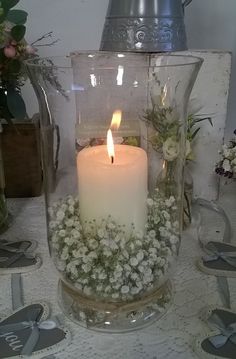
100;0;192;52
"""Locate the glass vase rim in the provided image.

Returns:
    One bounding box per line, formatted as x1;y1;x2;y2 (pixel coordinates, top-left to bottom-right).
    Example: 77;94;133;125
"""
24;52;203;69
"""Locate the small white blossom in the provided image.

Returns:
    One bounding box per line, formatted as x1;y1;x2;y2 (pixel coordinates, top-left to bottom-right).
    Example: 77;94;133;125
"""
49;221;57;230
148;230;156;239
56;210;65;221
147;198;154;207
64;237;76;246
131;273;139;281
80;278;89;284
72;246;88;258
152;240;161;249
88;251;97;260
135;239;142;247
103;249;112;257
121;285;129;294
65;219;74;227
82;263;91;273
170;235;178;244
130;257;138;267
115;264;123;272
107;222;116;230
135;230;144;240
97;229;105;238
122;250;129;259
131;287;141;295
108;240;118;250
59;230;66;238
105;285;111;293
165;196;175;207
88;239;98;250
98;271;107;280
138;265;145;273
56;260;66;271
124;264;131;272
71;229;81;239
136;251;144;262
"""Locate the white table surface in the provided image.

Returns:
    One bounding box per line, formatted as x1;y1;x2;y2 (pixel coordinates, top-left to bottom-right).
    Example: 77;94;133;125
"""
0;183;236;359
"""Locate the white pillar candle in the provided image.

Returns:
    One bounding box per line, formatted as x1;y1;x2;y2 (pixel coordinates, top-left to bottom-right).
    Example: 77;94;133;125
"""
77;144;148;235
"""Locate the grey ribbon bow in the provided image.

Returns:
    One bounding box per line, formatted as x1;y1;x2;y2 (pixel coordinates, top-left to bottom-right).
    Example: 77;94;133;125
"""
0;315;59;356
203;242;236;268
207;313;236;348
0;240;33;268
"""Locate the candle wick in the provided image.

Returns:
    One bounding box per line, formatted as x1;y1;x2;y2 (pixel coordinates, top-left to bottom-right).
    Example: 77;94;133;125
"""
111;156;114;164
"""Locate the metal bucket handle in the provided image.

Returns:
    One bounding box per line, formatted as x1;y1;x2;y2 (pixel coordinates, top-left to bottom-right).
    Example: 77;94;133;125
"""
182;0;193;7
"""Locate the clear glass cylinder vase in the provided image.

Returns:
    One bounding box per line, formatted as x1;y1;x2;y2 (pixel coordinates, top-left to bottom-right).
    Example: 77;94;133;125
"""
26;52;202;332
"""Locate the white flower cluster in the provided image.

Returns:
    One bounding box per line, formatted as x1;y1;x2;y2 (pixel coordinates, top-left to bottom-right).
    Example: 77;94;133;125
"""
48;191;179;301
220;141;236;175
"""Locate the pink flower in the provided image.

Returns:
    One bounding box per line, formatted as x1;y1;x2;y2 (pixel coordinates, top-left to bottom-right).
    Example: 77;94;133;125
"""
4;45;16;58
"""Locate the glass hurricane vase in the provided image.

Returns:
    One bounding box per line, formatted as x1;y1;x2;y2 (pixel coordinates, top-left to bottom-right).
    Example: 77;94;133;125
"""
26;52;202;332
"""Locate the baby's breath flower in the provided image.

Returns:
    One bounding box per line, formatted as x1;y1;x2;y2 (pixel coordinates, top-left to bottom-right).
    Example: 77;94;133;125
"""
82;263;91;273
130;257;138;267
49;191;180;300
64;237;76;246
58;229;66;237
65;219;74;227
136;251;144;262
148;230;156;238
97;228;105;238
121;285;129;294
147;198;154;206
56;210;65;221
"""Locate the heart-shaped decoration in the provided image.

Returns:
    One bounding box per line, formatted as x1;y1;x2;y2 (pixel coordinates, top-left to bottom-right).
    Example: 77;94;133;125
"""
0;302;70;358
0;239;41;274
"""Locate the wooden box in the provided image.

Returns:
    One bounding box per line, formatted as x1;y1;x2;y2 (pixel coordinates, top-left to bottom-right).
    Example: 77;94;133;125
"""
1;120;42;198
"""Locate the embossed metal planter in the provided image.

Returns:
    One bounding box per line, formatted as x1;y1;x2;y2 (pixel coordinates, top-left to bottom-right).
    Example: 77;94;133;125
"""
100;0;192;52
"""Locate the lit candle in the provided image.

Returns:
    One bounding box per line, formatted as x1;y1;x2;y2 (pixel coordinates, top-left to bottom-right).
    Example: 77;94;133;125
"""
77;127;148;234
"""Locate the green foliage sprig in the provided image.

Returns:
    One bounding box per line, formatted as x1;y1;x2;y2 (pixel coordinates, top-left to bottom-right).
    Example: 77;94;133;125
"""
0;0;62;122
142;105;180;153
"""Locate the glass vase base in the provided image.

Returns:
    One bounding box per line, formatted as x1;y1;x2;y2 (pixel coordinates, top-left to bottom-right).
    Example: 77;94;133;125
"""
58;279;173;333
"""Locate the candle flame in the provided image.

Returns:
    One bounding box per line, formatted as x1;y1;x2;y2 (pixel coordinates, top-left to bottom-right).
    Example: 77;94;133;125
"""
107;129;115;164
110;110;122;131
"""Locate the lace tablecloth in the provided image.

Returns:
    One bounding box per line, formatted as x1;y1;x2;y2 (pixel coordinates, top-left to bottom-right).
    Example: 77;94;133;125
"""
0;186;236;359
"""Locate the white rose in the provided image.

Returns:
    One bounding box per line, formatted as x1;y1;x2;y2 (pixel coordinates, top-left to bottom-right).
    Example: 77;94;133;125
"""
162;137;179;161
